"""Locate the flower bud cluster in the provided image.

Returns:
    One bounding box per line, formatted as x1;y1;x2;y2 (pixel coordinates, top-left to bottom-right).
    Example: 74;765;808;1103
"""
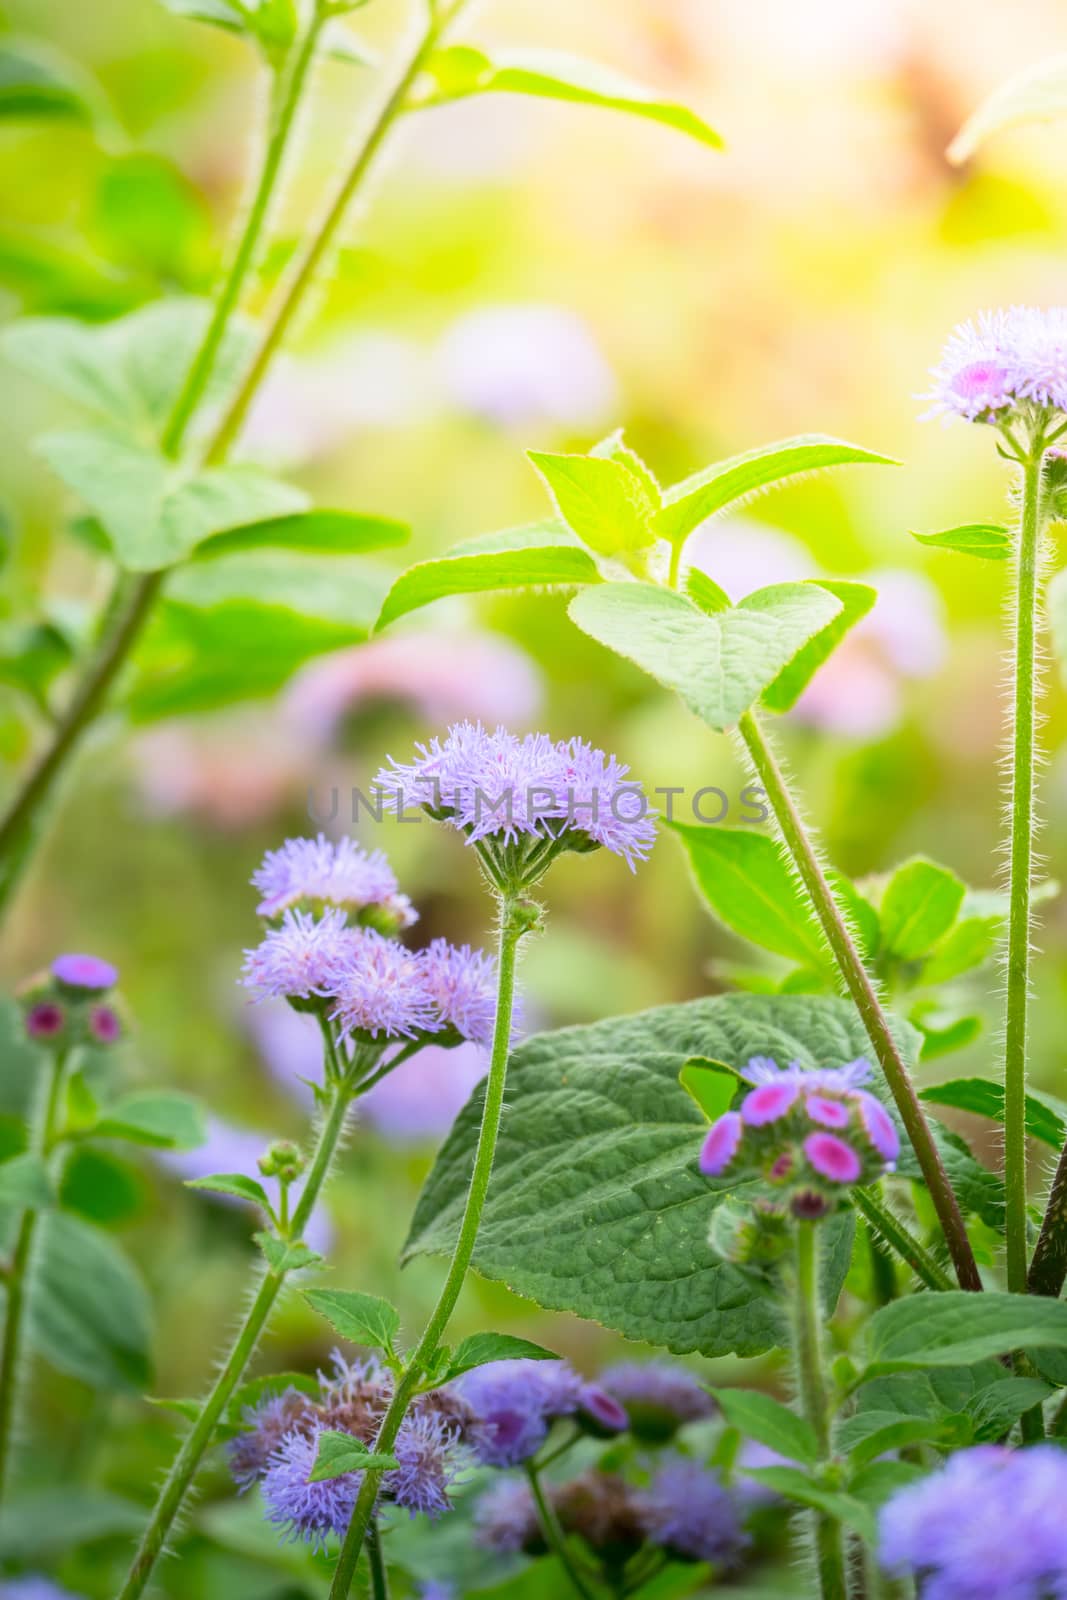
20;953;122;1051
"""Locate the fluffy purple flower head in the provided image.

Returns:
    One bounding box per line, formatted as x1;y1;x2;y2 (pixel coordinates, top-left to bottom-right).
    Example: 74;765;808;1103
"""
391;1409;469;1518
474;1477;544;1554
241;907;354;1001
600;1362;715;1444
252;834;415;928
228;1389;310;1490
879;1444;1067;1598
924;307;1067;425
261;1428;359;1551
51;953;118;993
459;1359;584;1467
636;1456;749;1568
375;723;656;875
329;927;441;1040
419;939;500;1048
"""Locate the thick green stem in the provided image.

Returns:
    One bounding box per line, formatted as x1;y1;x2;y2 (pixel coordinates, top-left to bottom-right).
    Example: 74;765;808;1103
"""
793;1222;847;1600
366;1518;390;1600
737;710;981;1294
327;900;524;1599
116;1073;352;1600
1004;450;1045;1295
524;1462;598;1600
0;1047;69;1506
851;1186;953;1294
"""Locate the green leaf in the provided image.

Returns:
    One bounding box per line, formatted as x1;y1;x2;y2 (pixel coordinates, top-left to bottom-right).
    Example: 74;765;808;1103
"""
405;994;906;1357
655;435;897;553
921;916;1001;985
159;0;298;53
865;1291;1067;1375
0;43;96;122
911;522;1011;560
569;581;843;732
190;508;409;562
915;1013;982;1061
835;1409;954;1468
309;1429;398;1483
29;1211;153;1391
670;823;828;968
92;154;213;286
186;1172;272;1208
36;428;306;571
255;1234;323;1274
165;550;389;618
949;53;1067;163
879;858;966;962
445;1332;558;1381
375;521;600;631
3;298;252;432
740;1466;876;1540
0;1487;144;1561
684;567;731;614
919;1076;1067;1149
0;620;74;713
714;1388;819;1466
528;450;658;560
92;1091;206;1150
0;1152;52;1209
677;1057;740;1122
304;1288;401;1352
414;44;723;151
761;581;877;713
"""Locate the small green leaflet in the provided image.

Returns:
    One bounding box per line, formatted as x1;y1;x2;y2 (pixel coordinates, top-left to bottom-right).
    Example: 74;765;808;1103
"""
739;1466;878;1542
911;523;1011;560
569;581;842;732
304;1288;401;1353
879;857;965;962
309;1430;399;1483
375;521;600;631
527;450;657;560
255;1234;323;1274
713;1388;819;1466
949;53;1067;163
186;1173;272;1208
443;1332;558;1382
190;509;409;563
411;44;723;151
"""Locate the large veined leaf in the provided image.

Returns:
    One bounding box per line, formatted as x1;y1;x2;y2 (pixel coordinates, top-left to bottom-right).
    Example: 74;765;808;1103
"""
405;994;888;1358
375;522;600;631
2;298;252;432
761;581;876;712
28;1211;153;1391
569;581;842;731
865;1291;1067;1376
654;435;897;553
412;45;723;151
36;428;306;570
949;54;1067;164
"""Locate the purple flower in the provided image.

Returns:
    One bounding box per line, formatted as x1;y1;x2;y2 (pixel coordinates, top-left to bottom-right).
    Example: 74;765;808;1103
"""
700;1111;743;1177
924;307;1067;424
474;1477;544;1554
576;1384;629;1438
879;1444;1067;1598
636;1455;749;1567
0;1581;84;1600
600;1362;714;1443
25;1001;66;1041
419;939;500;1048
228;1389;311;1490
252;834;414;927
261;1427;358;1550
418;1586;456;1600
87;1004;121;1044
742;1080;799;1126
391;1409;469;1518
803;1132;862;1184
329;928;440;1040
241;907;355;1001
459;1359;584;1467
375;723;656;873
51;953;117;992
436;303;617;430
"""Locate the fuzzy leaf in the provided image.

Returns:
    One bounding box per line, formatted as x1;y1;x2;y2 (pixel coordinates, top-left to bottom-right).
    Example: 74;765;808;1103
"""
654;435;897;552
415;45;723;150
920;916;1001;985
569;581;842;731
740;1467;876;1540
185;1172;272;1208
761;581;877;712
920;1076;1067;1149
910;522;1011;560
255;1234;323;1274
879;858;966;962
528;450;657;558
304;1288;401;1352
714;1388;819;1465
949;54;1067;163
309;1430;399;1483
375;521;599;631
445;1332;558;1381
405;994;905;1357
865;1291;1067;1375
670;822;829;968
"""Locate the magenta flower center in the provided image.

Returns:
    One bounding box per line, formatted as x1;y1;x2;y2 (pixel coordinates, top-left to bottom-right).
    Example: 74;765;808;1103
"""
699;1112;742;1177
804;1132;862;1184
805;1094;849;1129
741;1081;798;1126
26;1002;65;1038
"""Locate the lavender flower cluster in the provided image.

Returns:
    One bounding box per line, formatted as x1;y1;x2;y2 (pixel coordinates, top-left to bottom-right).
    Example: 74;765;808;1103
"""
20;952;122;1049
925;306;1067;425
240;836;500;1047
700;1056;899;1217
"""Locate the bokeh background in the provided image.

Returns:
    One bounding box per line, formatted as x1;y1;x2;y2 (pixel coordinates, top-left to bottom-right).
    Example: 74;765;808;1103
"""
4;0;1067;1593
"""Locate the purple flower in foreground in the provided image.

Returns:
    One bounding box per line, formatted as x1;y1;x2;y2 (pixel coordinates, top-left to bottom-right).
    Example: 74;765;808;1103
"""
241;907;354;1001
375;723;656;873
636;1456;749;1568
924;307;1067;425
392;1409;470;1518
252;834;415;927
879;1444;1067;1598
419;939;500;1048
459;1359;584;1467
328;927;440;1040
51;953;117;992
261;1428;357;1550
600;1361;714;1443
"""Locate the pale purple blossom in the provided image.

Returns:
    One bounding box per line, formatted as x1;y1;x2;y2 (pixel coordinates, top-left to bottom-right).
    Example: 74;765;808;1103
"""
474;1477;543;1554
241;907;355;1001
576;1385;629;1437
436;303;617;431
261;1428;357;1550
699;1110;743;1177
459;1359;585;1467
391;1410;470;1518
600;1362;714;1442
636;1456;749;1567
0;1580;84;1600
879;1445;1067;1598
51;953;117;992
328;927;440;1040
419;939;499;1048
252;834;414;926
804;1131;862;1183
924;307;1067;424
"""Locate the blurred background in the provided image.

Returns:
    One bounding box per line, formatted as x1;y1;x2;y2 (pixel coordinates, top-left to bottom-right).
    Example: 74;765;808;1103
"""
4;0;1067;1592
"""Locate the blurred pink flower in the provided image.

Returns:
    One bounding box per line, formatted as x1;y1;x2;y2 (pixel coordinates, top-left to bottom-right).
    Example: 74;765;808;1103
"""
282;630;542;742
435;303;618;430
132;715;313;829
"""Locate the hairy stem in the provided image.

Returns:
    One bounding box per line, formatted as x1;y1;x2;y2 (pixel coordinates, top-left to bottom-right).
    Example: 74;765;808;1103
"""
116;1071;352;1600
366;1518;390;1600
525;1462;598;1600
1004;449;1046;1295
793;1222;847;1600
737;710;981;1293
328;901;524;1599
0;1047;69;1506
851;1186;953;1293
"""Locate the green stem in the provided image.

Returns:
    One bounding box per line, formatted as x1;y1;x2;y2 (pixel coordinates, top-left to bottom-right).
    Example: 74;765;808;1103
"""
524;1462;598;1600
327;899;525;1599
0;1047;69;1507
793;1222;847;1600
206;0;464;466
366;1518;390;1600
851;1187;953;1294
1004;448;1046;1296
116;1072;352;1600
736;710;981;1294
